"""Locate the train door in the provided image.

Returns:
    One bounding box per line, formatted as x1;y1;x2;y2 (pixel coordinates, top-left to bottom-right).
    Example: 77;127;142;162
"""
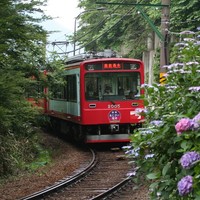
77;73;80;116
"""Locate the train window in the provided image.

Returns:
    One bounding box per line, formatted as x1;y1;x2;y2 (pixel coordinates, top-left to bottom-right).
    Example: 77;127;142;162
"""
66;75;77;102
50;77;66;100
85;72;141;101
51;84;66;99
85;74;99;100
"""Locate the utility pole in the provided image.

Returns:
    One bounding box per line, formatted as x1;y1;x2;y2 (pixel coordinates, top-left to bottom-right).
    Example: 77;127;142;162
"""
160;0;170;72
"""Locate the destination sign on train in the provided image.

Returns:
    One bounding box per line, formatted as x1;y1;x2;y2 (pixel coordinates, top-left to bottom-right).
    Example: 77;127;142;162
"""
103;63;121;69
85;62;140;70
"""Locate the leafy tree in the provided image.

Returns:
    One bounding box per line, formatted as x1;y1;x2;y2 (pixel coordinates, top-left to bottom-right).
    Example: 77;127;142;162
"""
0;0;48;176
75;0;147;58
74;0;200;58
170;0;200;32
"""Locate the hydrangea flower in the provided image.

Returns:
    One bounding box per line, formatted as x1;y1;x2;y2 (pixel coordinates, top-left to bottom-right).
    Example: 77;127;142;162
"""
140;130;153;135
141;83;153;88
184;38;195;42
175;118;193;135
165;85;177;89
180;151;200;169
193;112;200;129
186;61;199;65
135;108;148;114
150;120;163;127
177;175;193;196
180;30;195;35
174;42;189;48
165;62;184;69
145;153;155;159
124;147;140;157
189;87;200;92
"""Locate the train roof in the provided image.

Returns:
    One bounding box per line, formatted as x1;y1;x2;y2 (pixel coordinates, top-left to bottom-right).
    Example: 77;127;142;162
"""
66;49;118;64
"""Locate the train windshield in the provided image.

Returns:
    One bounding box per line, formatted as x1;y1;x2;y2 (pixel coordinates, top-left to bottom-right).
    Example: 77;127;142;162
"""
85;72;141;101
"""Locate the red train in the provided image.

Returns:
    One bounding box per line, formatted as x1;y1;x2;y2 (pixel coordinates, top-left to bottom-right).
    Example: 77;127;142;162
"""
39;50;144;143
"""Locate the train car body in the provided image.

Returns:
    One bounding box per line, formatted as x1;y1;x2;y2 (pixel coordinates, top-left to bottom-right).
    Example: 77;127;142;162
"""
45;50;144;143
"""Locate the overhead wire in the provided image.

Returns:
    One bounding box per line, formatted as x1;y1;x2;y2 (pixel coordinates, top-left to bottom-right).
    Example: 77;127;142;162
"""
67;0;153;54
73;0;127;42
67;0;135;53
67;8;135;54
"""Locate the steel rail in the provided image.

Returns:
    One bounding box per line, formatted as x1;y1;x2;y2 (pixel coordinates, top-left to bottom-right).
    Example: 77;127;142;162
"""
21;148;97;200
89;176;132;200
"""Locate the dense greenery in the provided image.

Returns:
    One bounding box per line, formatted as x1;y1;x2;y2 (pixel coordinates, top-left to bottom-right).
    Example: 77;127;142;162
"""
74;0;200;58
0;0;48;177
125;31;200;199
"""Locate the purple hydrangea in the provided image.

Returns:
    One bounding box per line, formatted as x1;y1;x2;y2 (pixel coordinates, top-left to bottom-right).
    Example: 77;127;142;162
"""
186;61;199;65
125;147;140;157
180;151;200;169
180;30;195;35
177;175;193;196
192;112;200;129
150;120;163;127
189;87;200;92
175;118;193;135
144;153;155;159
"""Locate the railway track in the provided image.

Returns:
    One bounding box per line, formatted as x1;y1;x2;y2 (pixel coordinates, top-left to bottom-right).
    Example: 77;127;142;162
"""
21;147;96;200
21;147;135;200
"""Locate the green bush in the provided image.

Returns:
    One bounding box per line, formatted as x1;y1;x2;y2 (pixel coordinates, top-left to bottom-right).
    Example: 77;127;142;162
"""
126;30;200;199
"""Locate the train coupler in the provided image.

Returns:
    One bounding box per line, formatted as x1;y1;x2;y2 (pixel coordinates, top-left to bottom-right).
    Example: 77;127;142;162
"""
110;124;119;132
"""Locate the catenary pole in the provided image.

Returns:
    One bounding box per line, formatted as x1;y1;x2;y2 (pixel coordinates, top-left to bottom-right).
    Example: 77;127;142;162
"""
160;0;170;73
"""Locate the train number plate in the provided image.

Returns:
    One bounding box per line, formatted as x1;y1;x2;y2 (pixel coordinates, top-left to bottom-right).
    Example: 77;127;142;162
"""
108;104;120;109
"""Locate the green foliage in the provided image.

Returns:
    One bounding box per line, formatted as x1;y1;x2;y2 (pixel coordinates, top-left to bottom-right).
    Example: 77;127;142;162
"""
26;143;51;171
170;0;200;32
75;0;147;57
0;0;49;177
75;0;200;58
127;30;200;199
45;53;66;97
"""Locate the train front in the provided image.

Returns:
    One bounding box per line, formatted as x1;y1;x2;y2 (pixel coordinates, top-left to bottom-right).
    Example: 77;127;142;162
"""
80;57;145;143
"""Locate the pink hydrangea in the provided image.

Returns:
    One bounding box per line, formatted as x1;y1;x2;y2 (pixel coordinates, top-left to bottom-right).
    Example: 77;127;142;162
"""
175;118;193;135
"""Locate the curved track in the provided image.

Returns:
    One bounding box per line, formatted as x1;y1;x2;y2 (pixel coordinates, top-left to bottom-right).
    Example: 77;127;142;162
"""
21;148;97;200
21;147;136;200
44;149;133;199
